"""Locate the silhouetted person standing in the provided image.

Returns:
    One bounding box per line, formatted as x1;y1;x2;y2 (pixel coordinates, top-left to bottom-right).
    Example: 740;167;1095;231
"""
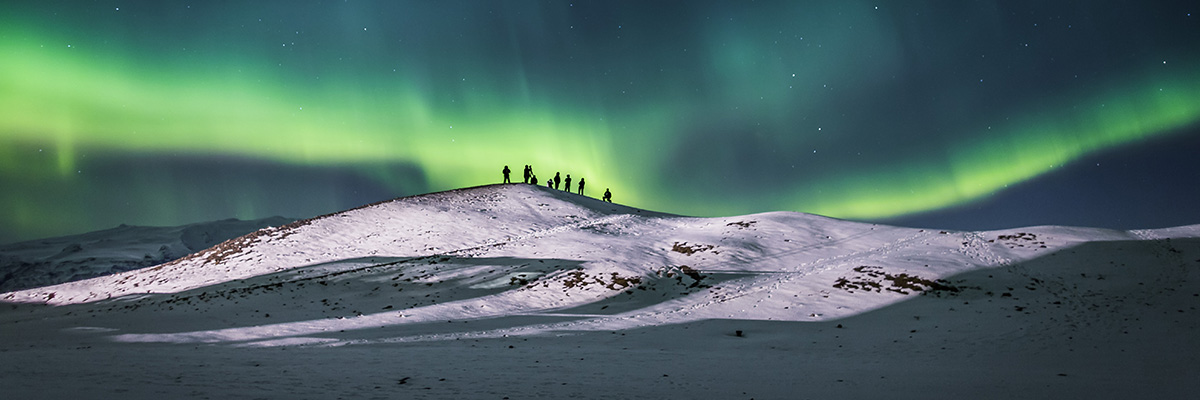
530;174;538;185
502;165;511;183
523;165;531;184
553;172;561;190
577;178;585;195
564;175;572;192
603;188;612;202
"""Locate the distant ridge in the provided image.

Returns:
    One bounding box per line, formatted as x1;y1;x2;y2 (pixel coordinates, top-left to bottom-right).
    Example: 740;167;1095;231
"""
0;216;293;292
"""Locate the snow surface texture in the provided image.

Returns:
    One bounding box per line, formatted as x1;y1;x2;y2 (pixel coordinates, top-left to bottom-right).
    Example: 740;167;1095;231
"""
2;184;1198;399
0;216;293;292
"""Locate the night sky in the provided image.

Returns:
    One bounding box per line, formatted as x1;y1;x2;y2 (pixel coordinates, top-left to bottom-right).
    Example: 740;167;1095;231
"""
2;1;1199;244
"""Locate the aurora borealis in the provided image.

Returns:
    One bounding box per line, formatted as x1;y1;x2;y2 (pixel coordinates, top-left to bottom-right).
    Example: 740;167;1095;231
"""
2;1;1199;243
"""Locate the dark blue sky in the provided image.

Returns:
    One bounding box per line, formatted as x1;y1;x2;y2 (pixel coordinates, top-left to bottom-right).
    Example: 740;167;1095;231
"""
1;1;1198;243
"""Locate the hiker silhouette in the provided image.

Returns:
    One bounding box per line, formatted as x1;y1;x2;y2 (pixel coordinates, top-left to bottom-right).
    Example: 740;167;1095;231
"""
530;174;538;185
523;165;531;184
603;188;612;202
553;172;561;190
564;175;572;192
577;178;585;195
502;165;511;183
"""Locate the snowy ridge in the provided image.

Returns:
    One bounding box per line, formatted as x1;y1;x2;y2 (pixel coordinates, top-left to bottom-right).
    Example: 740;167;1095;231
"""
2;185;655;305
3;184;1199;398
4;183;1194;325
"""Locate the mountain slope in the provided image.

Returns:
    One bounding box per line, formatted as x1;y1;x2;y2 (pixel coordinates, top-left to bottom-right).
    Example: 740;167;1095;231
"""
2;184;1198;398
4;183;1195;328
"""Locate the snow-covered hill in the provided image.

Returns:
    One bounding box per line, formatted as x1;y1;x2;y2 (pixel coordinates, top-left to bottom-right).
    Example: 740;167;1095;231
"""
0;216;293;292
2;184;1198;398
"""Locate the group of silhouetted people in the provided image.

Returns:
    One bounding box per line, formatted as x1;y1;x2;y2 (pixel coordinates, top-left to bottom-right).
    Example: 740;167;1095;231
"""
502;165;611;202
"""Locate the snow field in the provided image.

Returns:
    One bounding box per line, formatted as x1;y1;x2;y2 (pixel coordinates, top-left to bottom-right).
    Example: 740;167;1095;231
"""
3;184;1199;398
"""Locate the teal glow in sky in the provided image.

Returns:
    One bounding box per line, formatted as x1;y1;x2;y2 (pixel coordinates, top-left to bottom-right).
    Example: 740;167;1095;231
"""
2;1;1199;243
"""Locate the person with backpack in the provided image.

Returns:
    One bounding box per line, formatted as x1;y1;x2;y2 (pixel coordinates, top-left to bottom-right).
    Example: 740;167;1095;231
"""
577;178;585;195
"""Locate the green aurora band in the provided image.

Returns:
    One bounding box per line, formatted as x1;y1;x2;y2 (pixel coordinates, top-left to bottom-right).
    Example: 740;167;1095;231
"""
0;25;626;194
794;71;1200;219
2;3;1199;242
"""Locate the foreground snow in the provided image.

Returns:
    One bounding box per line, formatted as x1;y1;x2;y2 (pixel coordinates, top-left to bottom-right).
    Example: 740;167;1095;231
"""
2;184;1198;398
